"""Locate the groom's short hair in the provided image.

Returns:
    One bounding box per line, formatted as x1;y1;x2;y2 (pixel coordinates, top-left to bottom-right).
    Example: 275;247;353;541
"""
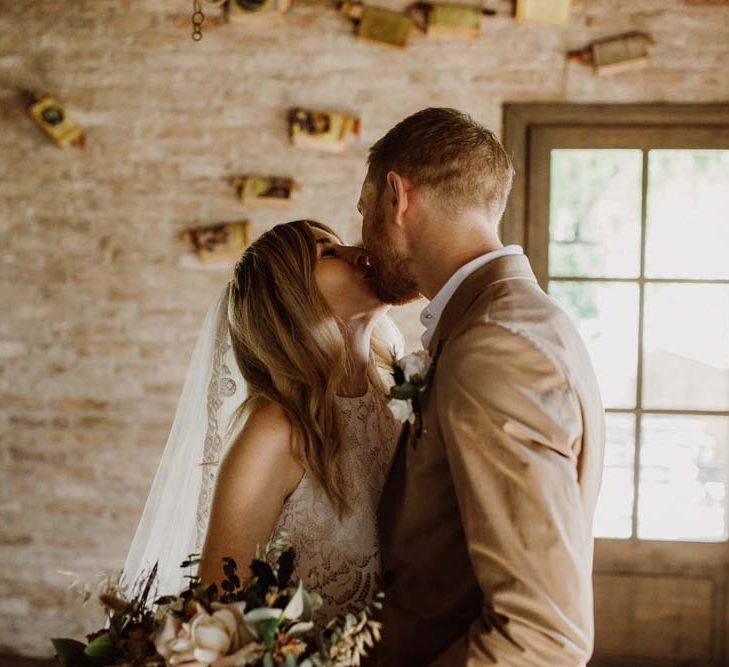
367;108;514;220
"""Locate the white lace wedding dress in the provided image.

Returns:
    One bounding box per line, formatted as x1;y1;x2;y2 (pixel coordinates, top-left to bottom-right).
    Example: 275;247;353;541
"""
273;381;401;621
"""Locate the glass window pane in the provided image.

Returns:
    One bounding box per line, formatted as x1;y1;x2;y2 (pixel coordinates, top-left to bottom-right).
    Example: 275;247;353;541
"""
643;284;729;412
549;149;643;279
594;413;635;539
646;150;729;279
549;281;639;409
638;415;729;542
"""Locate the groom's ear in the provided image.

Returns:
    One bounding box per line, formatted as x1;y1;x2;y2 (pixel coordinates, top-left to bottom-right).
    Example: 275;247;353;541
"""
386;171;410;227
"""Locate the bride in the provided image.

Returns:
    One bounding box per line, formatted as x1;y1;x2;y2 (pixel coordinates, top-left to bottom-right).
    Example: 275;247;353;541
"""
123;220;402;620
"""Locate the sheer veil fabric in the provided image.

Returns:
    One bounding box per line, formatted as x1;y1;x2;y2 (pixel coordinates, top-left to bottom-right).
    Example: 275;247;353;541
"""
122;284;247;596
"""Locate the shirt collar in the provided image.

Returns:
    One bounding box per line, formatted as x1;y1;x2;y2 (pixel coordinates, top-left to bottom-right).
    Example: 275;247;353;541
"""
420;245;523;349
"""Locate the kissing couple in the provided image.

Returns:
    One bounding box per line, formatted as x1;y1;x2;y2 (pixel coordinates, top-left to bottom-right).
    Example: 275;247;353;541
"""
124;107;606;666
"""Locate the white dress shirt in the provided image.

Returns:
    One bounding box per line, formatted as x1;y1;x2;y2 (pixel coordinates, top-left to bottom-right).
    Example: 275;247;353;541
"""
420;245;524;349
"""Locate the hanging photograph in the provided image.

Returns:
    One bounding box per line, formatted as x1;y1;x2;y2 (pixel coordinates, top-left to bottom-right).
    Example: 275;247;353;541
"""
358;6;414;49
27;94;85;148
231;175;298;206
515;0;571;24
289;108;361;153
227;0;291;22
425;3;483;39
179;221;251;263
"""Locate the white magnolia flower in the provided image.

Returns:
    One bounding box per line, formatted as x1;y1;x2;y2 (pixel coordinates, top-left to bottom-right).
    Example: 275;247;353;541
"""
399;350;431;384
388;398;415;424
156;601;261;666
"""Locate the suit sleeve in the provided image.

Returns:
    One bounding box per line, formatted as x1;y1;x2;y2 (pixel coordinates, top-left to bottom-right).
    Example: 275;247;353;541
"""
428;323;595;667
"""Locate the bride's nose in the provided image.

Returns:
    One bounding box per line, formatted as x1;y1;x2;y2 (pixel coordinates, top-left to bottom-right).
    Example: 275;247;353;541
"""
338;245;370;268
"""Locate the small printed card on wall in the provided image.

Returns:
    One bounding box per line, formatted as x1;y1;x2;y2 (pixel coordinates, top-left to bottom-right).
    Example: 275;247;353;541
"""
568;32;654;74
340;2;414;49
180;221;251;263
425;3;485;39
515;0;571;24
289;108;361;153
230;175;299;206
227;0;291;22
27;93;85;148
359;6;414;48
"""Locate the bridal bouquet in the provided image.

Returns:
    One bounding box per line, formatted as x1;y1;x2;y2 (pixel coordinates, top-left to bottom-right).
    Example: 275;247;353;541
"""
51;538;383;667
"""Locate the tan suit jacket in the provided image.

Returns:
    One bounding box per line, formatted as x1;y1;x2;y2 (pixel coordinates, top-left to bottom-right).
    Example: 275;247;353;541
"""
374;255;605;666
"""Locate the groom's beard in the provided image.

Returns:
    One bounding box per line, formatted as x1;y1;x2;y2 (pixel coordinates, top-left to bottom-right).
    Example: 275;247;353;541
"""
368;242;421;306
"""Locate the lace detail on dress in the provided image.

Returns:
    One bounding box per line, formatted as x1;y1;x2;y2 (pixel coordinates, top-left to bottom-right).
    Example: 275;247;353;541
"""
194;314;238;552
273;381;400;621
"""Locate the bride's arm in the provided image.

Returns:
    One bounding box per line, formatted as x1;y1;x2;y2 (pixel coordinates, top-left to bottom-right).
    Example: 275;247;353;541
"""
198;401;304;585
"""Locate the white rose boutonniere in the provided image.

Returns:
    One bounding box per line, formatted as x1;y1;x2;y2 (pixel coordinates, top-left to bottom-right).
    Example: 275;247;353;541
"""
387;350;432;425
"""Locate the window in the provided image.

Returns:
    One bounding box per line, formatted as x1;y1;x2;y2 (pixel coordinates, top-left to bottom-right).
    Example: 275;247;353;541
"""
551;147;729;542
504;109;729;544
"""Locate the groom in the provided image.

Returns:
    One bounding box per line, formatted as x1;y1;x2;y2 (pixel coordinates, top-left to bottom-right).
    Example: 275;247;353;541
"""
359;108;606;666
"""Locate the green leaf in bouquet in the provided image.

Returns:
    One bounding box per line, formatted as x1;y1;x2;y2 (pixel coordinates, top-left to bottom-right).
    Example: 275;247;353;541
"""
250;559;277;589
204;582;218;600
245;607;283;624
282;581;304;620
301;591;322;620
180;554;201;569
287;621;314;636
154;594;178;606
277;548;296;588
391;383;418;400
285;653;298;667
84;632;118;661
259;618;280;648
222;557;238;578
51;638;88;667
262;652;275;667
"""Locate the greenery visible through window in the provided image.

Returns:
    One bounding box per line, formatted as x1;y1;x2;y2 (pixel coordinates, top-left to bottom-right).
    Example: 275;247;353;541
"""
547;149;729;542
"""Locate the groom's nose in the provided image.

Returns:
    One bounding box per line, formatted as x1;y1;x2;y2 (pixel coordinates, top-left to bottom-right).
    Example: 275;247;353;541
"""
337;244;370;269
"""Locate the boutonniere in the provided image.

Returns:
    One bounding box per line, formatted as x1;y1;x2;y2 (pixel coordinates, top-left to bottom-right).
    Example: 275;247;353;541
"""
387;350;432;425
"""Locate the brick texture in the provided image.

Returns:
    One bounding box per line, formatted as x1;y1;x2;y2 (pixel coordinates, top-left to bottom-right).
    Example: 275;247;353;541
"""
1;0;728;657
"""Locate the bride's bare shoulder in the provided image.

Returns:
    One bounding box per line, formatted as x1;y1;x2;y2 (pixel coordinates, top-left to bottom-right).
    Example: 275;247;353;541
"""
219;400;300;483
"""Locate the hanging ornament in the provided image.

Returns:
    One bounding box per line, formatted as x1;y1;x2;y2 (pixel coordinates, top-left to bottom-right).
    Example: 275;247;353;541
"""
191;0;227;41
568;32;655;75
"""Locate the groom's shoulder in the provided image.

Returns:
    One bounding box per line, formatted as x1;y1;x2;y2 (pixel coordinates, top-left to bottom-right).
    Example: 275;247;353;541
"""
442;277;582;375
466;272;567;336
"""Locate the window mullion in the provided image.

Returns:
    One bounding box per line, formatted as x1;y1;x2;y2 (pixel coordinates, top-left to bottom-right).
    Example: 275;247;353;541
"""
632;148;650;541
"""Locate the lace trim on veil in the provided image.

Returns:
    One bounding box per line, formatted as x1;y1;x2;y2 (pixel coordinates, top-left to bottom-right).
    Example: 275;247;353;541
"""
194;307;238;552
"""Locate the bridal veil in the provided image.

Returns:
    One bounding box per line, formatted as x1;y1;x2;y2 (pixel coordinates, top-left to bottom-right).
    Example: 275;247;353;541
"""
122;284;247;595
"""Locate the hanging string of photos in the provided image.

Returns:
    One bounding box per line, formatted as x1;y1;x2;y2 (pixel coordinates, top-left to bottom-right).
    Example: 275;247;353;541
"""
188;0;655;69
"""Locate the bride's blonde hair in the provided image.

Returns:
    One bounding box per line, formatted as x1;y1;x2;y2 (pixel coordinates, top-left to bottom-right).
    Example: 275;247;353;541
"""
227;220;392;518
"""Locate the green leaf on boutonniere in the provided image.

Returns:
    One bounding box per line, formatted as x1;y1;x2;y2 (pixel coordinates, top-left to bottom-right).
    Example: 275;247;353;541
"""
391;383;419;400
51;638;88;666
